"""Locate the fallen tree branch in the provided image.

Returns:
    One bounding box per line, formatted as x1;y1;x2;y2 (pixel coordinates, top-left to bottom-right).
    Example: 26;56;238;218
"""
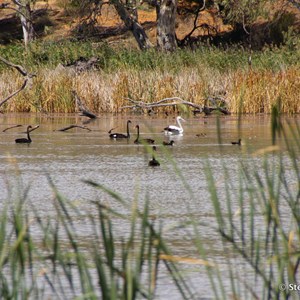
0;79;28;107
121;97;230;115
55;125;91;132
0;56;36;108
28;125;40;133
72;90;97;119
122;97;202;110
2;124;22;132
21;125;40;133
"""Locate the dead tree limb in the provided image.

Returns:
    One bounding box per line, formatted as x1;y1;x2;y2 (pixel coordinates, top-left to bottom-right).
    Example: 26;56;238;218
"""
72;90;97;119
0;79;28;107
0;56;36;108
179;1;206;46
21;125;40;133
121;96;230;115
122;97;202;110
55;125;91;132
2;124;22;132
28;125;40;133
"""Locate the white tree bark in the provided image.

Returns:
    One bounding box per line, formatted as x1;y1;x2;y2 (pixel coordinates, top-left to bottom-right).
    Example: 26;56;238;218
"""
13;0;35;47
157;0;177;51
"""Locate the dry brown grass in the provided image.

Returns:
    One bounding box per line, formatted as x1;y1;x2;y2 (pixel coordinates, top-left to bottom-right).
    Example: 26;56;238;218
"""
228;68;300;114
0;66;299;114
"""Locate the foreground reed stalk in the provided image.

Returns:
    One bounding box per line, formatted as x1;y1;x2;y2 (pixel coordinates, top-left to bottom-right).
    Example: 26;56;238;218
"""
203;104;300;299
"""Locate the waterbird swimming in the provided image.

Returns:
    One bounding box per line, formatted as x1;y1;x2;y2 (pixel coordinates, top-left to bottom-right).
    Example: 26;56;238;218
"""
148;146;160;167
164;116;185;135
196;133;206;137
231;139;241;145
162;140;174;146
109;120;131;139
134;125;155;144
15;125;32;143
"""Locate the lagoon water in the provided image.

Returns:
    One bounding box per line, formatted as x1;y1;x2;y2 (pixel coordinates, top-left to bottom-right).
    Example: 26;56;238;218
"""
0;113;299;299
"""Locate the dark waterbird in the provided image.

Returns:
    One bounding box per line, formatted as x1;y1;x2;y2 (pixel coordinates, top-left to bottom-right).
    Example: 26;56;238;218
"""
163;140;174;146
148;146;160;167
196;133;206;137
134;125;155;144
15;125;32;143
231;139;241;145
109;120;131;139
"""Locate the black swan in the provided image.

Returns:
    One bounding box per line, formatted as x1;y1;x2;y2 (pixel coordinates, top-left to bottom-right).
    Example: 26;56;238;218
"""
15;125;32;143
109;120;131;139
134;125;155;144
231;139;241;145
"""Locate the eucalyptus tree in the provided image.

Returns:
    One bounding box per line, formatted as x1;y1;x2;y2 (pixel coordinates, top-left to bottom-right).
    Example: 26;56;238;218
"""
12;0;36;47
66;0;289;50
110;0;153;50
156;0;178;51
0;0;43;47
215;0;270;34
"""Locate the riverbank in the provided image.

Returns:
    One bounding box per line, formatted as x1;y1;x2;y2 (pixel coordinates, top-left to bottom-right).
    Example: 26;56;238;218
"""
1;41;299;114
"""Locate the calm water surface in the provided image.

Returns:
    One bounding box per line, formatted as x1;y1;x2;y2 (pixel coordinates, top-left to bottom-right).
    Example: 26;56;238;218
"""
0;113;299;298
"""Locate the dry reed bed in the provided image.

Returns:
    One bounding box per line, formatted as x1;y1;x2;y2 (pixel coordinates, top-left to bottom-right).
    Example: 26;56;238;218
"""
1;66;299;113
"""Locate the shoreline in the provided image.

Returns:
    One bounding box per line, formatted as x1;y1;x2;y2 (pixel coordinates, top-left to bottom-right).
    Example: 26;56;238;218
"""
1;42;299;114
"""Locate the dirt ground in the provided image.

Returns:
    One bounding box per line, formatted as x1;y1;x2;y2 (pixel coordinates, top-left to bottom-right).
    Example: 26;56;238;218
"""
0;0;233;45
0;0;299;46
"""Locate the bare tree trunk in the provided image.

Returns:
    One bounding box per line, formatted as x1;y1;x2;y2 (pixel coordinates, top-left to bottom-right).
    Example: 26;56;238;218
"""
13;0;35;47
157;0;177;51
1;1;35;47
111;0;153;50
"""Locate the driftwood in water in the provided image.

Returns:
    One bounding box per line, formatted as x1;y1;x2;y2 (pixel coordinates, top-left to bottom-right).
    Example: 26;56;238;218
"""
108;127;117;134
3;124;22;132
121;97;230;115
72;91;97;119
21;125;40;133
28;125;40;133
0;56;36;108
55;125;91;132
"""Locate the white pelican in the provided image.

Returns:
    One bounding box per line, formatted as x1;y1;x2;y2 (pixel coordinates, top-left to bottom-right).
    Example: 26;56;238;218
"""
164;116;185;135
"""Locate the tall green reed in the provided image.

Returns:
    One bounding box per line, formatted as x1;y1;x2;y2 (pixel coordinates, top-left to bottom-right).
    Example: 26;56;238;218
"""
0;170;196;299
201;101;300;299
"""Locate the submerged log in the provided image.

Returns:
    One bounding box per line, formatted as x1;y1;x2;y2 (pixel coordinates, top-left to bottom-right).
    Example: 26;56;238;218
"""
3;124;22;132
28;125;39;133
55;125;91;132
21;125;40;133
